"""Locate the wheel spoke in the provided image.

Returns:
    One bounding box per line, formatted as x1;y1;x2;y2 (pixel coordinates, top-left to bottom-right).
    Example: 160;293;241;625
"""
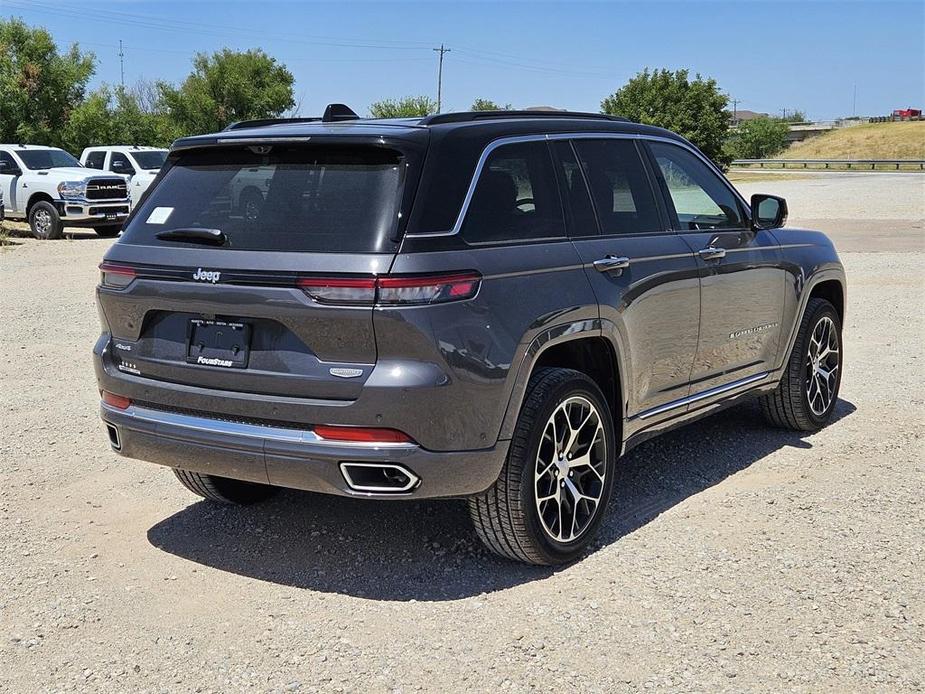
535;395;607;544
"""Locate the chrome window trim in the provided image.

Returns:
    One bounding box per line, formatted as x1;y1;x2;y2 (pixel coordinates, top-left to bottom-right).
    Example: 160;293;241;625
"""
405;132;750;238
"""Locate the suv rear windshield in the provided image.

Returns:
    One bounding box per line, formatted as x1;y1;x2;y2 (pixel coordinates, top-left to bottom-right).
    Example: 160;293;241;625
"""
121;146;405;253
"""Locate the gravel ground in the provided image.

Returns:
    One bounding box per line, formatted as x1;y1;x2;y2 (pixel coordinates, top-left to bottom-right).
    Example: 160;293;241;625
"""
1;173;923;692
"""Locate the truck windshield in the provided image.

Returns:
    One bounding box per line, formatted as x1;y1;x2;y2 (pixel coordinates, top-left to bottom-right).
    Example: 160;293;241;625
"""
15;149;82;170
121;145;405;253
132;151;167;170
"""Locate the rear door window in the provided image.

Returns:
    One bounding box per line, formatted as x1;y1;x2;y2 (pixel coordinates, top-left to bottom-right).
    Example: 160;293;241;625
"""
460;140;565;245
572;139;662;236
120;146;405;253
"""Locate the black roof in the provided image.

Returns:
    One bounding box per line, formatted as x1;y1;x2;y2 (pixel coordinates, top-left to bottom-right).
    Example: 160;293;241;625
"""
172;108;684;152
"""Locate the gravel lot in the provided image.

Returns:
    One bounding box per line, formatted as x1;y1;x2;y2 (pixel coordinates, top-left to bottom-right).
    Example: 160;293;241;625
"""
1;172;923;692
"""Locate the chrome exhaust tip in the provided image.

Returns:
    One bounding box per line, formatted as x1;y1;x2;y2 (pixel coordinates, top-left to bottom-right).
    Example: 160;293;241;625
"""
105;423;122;451
339;462;420;493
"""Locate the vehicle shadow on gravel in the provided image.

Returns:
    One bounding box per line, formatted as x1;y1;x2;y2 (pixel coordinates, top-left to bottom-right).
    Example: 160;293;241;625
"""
147;399;855;601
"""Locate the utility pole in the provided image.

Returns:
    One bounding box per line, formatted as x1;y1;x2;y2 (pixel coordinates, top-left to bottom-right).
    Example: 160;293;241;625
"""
730;97;739;123
852;84;857;117
119;39;125;88
433;43;451;113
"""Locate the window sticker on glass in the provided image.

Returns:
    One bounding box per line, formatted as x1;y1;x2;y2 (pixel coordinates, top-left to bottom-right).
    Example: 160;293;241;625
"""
146;207;174;225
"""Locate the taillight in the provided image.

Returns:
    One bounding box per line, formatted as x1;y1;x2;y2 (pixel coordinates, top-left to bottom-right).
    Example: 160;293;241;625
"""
101;390;132;410
314;425;414;444
296;277;377;305
298;272;481;306
99;262;136;289
378;272;481;305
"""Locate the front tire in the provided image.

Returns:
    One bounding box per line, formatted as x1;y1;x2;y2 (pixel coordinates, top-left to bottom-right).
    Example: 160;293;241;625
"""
172;469;278;505
761;298;842;431
29;201;63;240
93;225;121;238
468;368;616;565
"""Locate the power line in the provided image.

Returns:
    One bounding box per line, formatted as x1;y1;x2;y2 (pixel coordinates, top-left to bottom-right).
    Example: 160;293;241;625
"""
433;44;451;113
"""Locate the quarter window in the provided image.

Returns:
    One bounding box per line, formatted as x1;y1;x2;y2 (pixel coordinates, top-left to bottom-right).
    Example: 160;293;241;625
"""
84;151;106;169
648;141;745;230
460;141;565;244
572;139;662;235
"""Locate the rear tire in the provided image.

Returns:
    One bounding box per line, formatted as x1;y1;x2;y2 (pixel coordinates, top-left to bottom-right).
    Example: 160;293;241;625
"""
172;469;278;505
94;225;121;238
468;368;616;565
761;298;842;431
29;201;63;240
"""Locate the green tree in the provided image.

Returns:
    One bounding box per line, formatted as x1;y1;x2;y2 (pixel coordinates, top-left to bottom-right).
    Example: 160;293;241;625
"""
0;18;95;147
159;48;295;134
369;96;437;118
601;68;730;165
470;98;512;111
62;84;180;152
724;116;791;160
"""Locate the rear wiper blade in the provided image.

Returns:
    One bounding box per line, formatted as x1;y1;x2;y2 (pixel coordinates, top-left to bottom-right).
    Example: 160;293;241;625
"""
155;227;227;246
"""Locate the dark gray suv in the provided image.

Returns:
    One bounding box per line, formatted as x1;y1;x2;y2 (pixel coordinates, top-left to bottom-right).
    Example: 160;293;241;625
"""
94;106;846;565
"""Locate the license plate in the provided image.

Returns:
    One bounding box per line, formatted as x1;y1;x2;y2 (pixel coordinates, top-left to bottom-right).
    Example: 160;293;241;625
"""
186;319;250;368
105;212;118;220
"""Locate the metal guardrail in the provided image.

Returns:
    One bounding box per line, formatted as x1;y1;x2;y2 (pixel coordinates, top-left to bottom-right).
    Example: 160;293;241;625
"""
732;158;925;171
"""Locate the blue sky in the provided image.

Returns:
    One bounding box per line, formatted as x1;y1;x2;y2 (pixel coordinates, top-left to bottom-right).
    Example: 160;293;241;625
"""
4;0;923;120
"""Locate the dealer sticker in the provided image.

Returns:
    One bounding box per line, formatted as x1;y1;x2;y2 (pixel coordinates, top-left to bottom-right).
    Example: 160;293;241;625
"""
146;207;174;225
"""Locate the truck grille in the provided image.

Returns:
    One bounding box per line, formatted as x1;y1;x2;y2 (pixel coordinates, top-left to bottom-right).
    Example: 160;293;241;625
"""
86;178;128;200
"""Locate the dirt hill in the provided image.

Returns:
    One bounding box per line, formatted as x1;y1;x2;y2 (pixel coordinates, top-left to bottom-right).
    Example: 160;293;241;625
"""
783;120;925;159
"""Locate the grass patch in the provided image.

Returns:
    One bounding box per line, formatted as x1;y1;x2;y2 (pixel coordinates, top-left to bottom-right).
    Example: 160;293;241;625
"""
782;120;925;160
726;171;812;182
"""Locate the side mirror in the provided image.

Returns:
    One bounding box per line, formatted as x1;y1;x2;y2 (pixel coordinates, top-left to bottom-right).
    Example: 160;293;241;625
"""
112;160;135;176
750;194;788;230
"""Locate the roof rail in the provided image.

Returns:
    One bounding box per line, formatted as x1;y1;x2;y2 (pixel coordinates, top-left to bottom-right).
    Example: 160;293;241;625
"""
223;117;321;131
419;110;632;126
222;104;360;131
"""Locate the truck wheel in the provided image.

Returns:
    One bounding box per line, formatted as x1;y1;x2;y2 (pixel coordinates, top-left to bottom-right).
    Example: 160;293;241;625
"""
94;226;121;238
29;201;63;240
172;469;278;505
468;368;616;565
761;298;842;431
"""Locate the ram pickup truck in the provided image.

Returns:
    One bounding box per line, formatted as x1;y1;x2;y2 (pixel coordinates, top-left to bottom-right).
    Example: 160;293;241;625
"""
0;145;131;239
80;146;168;209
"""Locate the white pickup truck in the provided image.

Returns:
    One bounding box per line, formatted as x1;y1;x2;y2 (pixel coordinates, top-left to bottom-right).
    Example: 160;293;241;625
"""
0;145;131;239
80;146;167;209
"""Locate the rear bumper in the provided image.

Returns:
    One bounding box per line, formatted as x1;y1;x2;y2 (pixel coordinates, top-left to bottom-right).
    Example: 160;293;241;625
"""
100;402;508;500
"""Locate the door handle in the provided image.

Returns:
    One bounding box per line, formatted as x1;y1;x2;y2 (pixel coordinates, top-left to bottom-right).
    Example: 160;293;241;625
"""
698;246;726;260
593;255;630;273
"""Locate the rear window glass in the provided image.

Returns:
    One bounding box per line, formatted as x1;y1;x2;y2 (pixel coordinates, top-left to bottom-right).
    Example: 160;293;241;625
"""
121;146;404;253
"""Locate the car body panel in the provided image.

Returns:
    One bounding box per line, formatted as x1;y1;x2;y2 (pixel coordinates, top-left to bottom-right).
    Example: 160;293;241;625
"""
93;115;846;499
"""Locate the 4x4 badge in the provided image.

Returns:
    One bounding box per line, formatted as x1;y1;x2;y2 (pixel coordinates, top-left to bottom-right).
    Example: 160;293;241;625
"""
330;367;363;378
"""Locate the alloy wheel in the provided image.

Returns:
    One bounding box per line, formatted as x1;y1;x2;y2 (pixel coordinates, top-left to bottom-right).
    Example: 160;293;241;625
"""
805;315;839;416
33;209;51;237
534;396;607;543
